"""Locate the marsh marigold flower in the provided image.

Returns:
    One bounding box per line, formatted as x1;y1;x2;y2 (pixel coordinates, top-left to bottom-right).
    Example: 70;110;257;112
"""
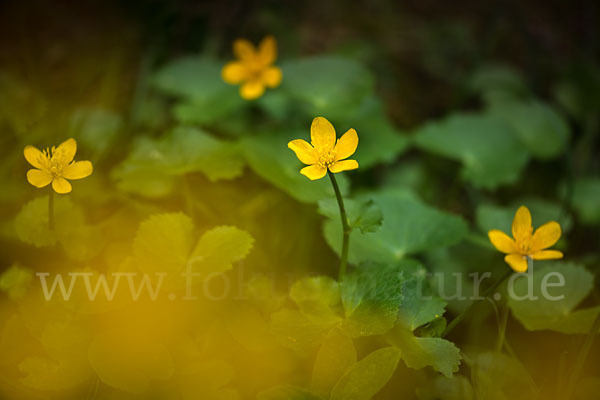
24;138;92;194
488;205;563;272
222;35;282;100
288;117;358;180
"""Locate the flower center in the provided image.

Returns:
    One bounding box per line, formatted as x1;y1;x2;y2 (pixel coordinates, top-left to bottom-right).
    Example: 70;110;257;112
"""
42;147;69;177
517;240;531;254
318;152;336;169
246;58;266;79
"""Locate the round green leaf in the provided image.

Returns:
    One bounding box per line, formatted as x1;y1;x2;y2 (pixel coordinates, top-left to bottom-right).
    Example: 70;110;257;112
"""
281;56;374;119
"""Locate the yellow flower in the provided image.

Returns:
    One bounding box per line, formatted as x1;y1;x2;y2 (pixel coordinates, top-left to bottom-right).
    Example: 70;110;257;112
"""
24;138;93;194
288;117;359;180
221;35;282;100
488;205;563;272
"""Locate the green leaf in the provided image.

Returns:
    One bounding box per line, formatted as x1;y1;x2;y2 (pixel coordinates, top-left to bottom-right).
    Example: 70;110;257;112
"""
58;220;105;262
569;177;600;225
318;198;383;234
0;264;33;300
270;308;338;352
152;56;244;123
345;97;410;168
487;100;570;160
468;64;529;104
15;196;85;248
89;330;174;394
112;127;244;197
271;278;342;353
507;261;600;334
289;276;341;317
240;131;349;204
272;267;403;351
69;107;122;157
413;113;529;189
414;316;447;339
386;325;461;377
133;213;253;280
424;247;476;314
256;90;293;120
257;386;322;400
467;352;536;400
324;190;468;263
340;262;404;337
416;376;474;400
311;329;357;399
112;167;175;198
393;260;447;331
330;347;400;400
190;225;254;278
281;56;374;120
552;63;600;122
162;127;244;179
133;212;195;275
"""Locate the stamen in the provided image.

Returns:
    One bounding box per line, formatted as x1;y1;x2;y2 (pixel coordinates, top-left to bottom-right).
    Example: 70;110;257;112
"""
318;152;336;169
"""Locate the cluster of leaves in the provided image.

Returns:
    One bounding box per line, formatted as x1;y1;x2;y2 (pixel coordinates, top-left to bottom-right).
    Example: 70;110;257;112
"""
0;30;599;400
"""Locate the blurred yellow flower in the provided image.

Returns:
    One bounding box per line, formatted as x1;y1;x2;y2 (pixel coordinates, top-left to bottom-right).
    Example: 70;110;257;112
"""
222;35;282;100
288;117;358;180
488;205;563;272
24;138;93;194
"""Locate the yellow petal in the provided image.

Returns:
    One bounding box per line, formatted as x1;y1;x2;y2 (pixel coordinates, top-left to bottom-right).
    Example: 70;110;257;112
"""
329;159;358;173
504;254;528;273
531;221;561;252
233;38;255;61
311;117;336;152
222;62;247;84
261;66;282;88
512;205;532;242
24;145;45;169
300;165;327;180
240;80;265;100
488;230;516;254
333;129;358;161
258;35;277;65
531;250;563;260
288;139;317;165
26;169;53;188
63;161;93;180
54;138;77;162
52;176;72;194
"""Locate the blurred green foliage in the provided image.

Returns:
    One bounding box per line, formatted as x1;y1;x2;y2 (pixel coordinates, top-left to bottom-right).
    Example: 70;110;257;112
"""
0;1;599;399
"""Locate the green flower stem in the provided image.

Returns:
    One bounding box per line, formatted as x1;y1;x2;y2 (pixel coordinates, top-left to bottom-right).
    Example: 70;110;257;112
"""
566;309;600;398
48;189;55;230
328;171;350;281
443;269;512;337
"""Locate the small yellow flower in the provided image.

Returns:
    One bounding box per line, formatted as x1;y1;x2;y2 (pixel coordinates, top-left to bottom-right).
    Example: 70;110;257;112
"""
221;35;282;100
288;117;359;180
24;138;93;194
488;205;563;272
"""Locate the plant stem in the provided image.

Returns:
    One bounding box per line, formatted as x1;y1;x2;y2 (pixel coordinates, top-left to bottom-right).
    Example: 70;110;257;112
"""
48;189;55;230
443;269;512;337
328;171;350;281
566;309;600;398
